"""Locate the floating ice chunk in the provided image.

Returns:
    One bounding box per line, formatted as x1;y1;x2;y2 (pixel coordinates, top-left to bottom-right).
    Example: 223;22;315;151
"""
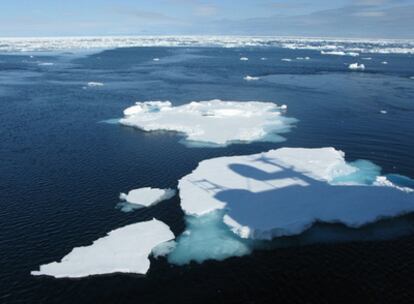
260;57;267;60
120;99;296;147
296;57;310;60
87;82;104;87
119;187;176;208
240;57;248;61
362;57;372;60
382;61;388;65
281;58;292;62
31;219;175;278
347;52;360;57
380;110;387;114
243;75;260;81
178;147;414;240
321;50;346;56
153;58;160;61
38;62;54;66
348;63;365;70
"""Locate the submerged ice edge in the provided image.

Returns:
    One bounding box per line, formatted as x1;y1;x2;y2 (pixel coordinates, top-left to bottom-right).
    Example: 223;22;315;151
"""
1;36;413;54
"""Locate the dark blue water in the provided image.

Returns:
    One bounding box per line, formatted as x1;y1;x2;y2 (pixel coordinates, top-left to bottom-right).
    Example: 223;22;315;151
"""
1;47;414;303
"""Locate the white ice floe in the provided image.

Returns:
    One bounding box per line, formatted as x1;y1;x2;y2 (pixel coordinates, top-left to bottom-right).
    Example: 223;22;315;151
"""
153;58;160;61
380;110;387;114
260;57;267;60
240;57;249;61
31;219;175;278
120;99;296;147
178;147;414;240
38;62;54;66
281;58;292;62
321;51;359;56
296;57;310;60
348;63;365;70
362;57;372;60
382;61;388;65
87;81;104;87
243;75;260;81
119;187;176;208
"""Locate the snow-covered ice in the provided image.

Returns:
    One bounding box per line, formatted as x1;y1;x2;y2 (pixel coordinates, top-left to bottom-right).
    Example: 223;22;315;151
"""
31;219;175;278
153;58;160;61
120;100;296;147
380;110;388;114
244;75;260;81
348;63;365;70
178;147;414;240
119;187;176;208
240;57;249;61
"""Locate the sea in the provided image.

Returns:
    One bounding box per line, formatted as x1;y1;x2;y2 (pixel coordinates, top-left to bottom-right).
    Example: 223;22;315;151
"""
1;37;414;303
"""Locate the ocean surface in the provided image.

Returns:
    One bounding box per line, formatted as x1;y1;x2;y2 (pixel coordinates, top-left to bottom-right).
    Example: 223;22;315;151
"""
1;43;414;303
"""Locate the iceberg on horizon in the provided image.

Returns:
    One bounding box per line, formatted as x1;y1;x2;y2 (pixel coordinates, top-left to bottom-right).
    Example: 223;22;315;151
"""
120;99;296;147
31;219;175;278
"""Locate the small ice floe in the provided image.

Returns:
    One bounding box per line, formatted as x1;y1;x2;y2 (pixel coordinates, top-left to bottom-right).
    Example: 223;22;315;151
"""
281;58;292;62
380;110;387;114
296;57;311;60
177;147;414;240
382;61;388;65
87;82;104;87
120;99;296;147
31;219;175;278
38;62;54;66
348;63;365;71
260;57;267;61
362;57;372;60
119;187;176;209
153;58;160;61
321;51;359;56
243;75;260;81
240;57;249;61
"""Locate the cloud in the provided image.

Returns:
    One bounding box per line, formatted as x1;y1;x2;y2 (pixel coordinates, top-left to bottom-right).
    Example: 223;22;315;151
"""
352;10;386;16
194;4;218;16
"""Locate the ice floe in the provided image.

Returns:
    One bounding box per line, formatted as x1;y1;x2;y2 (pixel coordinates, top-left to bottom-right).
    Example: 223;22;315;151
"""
153;58;160;61
178;147;414;240
87;81;104;87
119;187;176;208
380;110;388;114
348;63;365;70
382;61;388;65
120;99;296;147
240;57;249;61
244;75;260;81
281;58;292;62
31;219;175;278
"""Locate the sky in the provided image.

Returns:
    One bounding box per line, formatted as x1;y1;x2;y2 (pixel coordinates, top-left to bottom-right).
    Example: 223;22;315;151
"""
0;0;413;38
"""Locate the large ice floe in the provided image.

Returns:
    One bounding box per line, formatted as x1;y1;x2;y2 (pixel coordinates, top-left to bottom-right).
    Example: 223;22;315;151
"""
120;100;295;147
177;148;414;241
118;187;176;212
31;219;174;278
